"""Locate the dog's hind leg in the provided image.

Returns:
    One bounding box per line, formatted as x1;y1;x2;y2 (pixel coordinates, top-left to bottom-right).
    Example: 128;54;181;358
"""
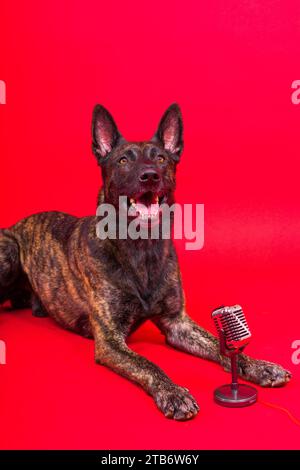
0;229;31;309
0;229;48;315
0;229;20;304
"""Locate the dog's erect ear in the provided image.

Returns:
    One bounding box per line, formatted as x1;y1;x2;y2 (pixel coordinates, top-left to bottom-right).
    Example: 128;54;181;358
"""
92;105;123;161
152;104;183;160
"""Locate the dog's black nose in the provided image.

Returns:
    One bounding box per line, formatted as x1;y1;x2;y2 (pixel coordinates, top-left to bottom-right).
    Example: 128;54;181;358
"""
139;169;160;183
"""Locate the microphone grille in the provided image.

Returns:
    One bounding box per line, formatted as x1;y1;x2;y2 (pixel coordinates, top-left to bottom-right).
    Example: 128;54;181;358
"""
212;305;252;350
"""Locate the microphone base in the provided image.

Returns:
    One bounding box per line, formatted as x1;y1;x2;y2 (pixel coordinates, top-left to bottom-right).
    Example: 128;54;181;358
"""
214;384;257;407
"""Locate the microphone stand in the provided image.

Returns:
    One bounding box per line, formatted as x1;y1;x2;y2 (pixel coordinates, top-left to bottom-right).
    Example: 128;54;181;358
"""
230;354;238;393
214;330;257;407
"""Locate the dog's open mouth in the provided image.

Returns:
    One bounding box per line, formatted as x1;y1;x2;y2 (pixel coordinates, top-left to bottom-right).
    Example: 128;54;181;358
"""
127;191;167;221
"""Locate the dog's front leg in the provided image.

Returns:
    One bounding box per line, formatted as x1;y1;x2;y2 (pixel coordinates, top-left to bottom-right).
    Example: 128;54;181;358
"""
90;315;199;420
153;311;291;387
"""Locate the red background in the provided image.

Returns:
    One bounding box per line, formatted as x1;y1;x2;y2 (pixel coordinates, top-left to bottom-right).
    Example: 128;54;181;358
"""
1;0;300;449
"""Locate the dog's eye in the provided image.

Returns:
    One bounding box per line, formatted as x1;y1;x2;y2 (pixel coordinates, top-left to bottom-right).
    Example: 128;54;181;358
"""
156;155;165;163
119;156;128;165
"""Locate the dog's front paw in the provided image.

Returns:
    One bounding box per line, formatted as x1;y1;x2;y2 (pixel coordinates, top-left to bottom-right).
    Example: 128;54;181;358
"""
153;384;199;421
239;358;292;387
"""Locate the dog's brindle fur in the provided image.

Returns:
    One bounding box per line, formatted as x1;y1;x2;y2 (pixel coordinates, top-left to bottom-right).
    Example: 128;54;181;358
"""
0;104;291;420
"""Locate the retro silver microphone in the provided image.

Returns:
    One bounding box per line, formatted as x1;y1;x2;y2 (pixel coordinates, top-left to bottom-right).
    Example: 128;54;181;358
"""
212;305;257;407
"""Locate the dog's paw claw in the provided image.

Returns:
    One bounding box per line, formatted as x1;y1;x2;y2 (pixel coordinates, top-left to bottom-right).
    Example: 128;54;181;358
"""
154;385;199;421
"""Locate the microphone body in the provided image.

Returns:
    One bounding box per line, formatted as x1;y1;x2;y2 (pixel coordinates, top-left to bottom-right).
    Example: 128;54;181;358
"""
212;305;257;407
212;304;251;352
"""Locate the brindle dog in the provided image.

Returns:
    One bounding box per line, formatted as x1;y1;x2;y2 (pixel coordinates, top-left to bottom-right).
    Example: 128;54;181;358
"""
0;104;291;420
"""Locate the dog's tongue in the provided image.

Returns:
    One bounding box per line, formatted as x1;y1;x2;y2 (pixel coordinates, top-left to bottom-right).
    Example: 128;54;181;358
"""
136;202;159;217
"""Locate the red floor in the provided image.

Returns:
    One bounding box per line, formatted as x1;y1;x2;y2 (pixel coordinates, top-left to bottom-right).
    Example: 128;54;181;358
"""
0;262;299;450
